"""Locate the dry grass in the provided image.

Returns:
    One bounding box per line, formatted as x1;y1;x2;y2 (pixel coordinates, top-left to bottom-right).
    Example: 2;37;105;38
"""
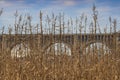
0;52;120;80
0;6;120;80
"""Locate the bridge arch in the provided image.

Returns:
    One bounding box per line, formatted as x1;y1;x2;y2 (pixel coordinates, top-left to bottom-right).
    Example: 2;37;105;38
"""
43;41;72;55
11;42;31;58
82;40;112;55
10;41;26;50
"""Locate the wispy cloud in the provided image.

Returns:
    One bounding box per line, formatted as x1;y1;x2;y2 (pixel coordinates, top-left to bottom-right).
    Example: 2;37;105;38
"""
51;0;95;7
85;0;96;3
0;0;120;31
0;0;37;27
63;0;76;6
0;0;13;7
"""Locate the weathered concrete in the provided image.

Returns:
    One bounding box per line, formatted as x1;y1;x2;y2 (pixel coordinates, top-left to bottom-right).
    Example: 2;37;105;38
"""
0;33;120;55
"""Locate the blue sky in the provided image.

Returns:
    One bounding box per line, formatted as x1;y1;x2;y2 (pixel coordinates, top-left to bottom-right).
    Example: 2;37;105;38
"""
0;0;120;33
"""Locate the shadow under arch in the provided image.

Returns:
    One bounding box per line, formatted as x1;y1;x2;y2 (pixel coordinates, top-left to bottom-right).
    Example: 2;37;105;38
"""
10;42;31;58
43;41;72;55
82;40;112;55
10;41;27;50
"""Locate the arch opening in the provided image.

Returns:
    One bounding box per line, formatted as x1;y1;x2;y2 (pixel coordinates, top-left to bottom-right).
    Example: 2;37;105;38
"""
11;43;31;58
45;42;71;56
83;42;111;58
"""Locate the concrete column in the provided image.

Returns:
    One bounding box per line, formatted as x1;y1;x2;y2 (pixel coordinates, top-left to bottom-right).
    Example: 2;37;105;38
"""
37;34;43;52
2;35;7;52
72;35;79;55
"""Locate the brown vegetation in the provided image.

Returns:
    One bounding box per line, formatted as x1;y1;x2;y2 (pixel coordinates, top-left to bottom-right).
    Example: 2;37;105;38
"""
0;6;120;80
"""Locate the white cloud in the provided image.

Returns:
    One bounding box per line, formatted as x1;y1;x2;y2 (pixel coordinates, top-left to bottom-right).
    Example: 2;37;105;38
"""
0;0;120;32
0;0;13;7
0;1;37;28
85;0;96;3
52;0;95;7
63;0;76;6
74;5;120;32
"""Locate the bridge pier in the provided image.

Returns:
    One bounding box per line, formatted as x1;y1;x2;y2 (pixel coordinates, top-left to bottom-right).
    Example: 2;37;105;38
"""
2;35;7;52
0;35;11;58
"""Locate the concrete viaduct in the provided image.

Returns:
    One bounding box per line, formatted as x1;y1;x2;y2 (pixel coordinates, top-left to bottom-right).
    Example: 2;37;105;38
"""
0;33;120;55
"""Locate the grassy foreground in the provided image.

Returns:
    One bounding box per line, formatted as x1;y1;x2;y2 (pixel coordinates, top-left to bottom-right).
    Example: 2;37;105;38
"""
0;52;120;80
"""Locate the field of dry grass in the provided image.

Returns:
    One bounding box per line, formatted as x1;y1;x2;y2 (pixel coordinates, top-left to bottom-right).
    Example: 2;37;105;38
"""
0;6;120;80
0;52;120;80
